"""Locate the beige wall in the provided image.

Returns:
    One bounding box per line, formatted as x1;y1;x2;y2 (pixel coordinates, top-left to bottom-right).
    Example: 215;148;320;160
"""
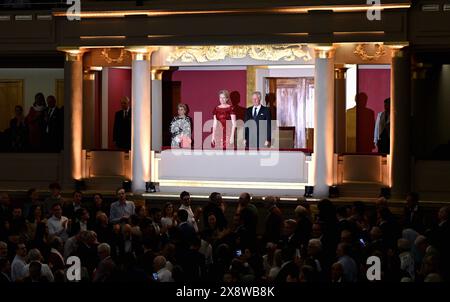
0;68;64;115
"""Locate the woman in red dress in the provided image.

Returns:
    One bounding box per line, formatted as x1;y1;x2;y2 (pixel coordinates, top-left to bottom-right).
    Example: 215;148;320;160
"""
212;90;237;149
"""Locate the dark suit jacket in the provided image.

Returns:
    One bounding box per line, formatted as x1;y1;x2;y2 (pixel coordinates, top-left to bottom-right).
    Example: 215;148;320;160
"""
113;109;131;149
244;105;272;148
45;107;63;151
48;251;65;272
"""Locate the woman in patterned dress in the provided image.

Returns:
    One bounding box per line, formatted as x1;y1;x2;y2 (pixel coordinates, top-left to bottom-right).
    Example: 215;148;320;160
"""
170;103;192;148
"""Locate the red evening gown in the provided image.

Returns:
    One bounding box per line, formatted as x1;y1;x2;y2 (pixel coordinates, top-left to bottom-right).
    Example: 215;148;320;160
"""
212;105;235;149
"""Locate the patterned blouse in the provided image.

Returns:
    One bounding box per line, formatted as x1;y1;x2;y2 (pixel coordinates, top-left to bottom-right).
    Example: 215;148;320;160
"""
170;116;191;147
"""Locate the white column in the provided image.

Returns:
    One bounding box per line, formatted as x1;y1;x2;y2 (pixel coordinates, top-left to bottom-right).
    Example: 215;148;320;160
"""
151;69;163;151
101;68;109;149
313;46;336;197
334;66;347;154
389;45;411;198
62;49;84;187
128;48;157;192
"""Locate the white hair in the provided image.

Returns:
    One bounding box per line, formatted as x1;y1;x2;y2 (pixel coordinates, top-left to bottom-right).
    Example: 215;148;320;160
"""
27;248;42;263
97;243;111;256
308;238;322;251
252;91;262;100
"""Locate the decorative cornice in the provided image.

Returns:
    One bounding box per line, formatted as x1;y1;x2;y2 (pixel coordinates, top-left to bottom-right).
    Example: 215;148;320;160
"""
166;45;312;63
353;44;386;61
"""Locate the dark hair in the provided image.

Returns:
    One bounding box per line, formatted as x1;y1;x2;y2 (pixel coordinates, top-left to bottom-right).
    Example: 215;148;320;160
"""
352;201;366;216
407;192;419;203
116;187;125;194
52;203;62;209
27;205;42;222
162;202;174;217
48;182;61;191
149;208;161;216
209;192;222;204
180;191;190;200
94;193;103;200
336;206;348;218
177;209;188;222
27;188;37;198
73;190;82;197
50;237;62;249
384;98;391;104
0;258;9;270
75;208;87;220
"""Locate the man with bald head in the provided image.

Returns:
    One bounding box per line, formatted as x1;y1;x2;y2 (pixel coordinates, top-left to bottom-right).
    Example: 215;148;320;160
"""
113;96;132;150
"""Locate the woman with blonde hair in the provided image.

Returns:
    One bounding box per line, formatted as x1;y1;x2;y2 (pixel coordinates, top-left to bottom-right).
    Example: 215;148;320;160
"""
212;90;236;149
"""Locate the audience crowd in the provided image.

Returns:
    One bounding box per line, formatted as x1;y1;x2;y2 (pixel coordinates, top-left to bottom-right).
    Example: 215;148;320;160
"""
0;185;449;283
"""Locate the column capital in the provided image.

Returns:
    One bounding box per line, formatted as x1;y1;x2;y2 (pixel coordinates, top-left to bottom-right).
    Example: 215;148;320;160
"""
334;65;348;80
386;43;409;58
126;46;159;61
58;47;86;62
151;66;170;80
313;44;336;59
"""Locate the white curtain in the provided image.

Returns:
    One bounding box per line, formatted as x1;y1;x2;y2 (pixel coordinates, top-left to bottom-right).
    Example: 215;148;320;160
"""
276;78;314;148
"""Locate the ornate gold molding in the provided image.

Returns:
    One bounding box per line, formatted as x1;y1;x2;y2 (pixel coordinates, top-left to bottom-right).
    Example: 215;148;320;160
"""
58;48;85;62
353;44;386;61
334;66;348;80
101;48;128;64
126;47;159;61
166;44;312;63
313;45;336;59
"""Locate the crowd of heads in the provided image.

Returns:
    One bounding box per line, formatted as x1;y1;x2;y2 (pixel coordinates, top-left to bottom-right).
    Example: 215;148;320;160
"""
0;185;449;283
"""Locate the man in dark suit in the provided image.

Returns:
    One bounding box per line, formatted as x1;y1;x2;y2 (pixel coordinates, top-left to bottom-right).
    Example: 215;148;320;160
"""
44;95;63;152
244;91;272;149
113;96;131;150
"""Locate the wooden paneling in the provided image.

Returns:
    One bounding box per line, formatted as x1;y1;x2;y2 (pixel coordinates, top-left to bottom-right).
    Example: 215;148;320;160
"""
0;80;23;131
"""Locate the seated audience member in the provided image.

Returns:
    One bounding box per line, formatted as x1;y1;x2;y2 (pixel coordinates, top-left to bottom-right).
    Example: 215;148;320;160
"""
153;255;173;282
94;212;113;244
90;193;109;222
110;188;135;224
23;261;49;282
0;241;7;259
93;243;117;282
63;191;84;221
22;248;54;282
44;182;64;217
24;188;45;218
47;203;69;242
331;262;344;282
26;205;46;241
397;238;415;280
70;208;93;237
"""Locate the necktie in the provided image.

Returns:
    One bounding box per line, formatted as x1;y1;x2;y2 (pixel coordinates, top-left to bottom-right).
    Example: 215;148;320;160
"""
253;107;257;118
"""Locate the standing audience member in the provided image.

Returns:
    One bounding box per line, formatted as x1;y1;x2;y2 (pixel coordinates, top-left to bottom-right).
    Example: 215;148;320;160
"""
9;105;28;152
25;92;46;151
109;188;135;224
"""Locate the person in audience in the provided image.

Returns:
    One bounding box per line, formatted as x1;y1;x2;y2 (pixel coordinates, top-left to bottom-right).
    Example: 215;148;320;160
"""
0;192;12;225
11;242;27;282
161;202;177;230
294;205;312;256
330;262;344;282
0;241;8;259
153;255;173;282
63;191;84;221
44;95;63;152
22;248;54;282
263;196;283;244
90;193;109;222
109;188;135;224
374;97;390;154
94;243;117;282
177;209;197;250
0;257;11;282
203;192;227;231
44;182;63;217
94;212;112;244
47;203;69;242
336;242;358;282
170;103;192;148
149;208;162;235
25;92;46;151
113;96;132;150
9;105;28;152
24;188;45;219
48;237;65;273
23;261;49;282
179;191;198;232
236;192;258;233
70;208;93;237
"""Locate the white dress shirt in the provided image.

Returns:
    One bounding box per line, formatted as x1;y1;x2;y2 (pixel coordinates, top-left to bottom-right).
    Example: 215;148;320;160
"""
47;215;69;241
11;255;26;281
179;204;198;232
252;105;262;118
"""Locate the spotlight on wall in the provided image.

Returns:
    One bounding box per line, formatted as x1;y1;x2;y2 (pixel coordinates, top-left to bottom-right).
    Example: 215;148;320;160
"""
145;182;159;193
329;185;340;198
304;186;314;198
380;187;391;199
75;180;86;191
122;180;132;193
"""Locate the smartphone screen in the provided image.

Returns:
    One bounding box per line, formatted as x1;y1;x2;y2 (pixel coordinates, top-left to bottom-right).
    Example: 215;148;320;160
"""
235;250;242;257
